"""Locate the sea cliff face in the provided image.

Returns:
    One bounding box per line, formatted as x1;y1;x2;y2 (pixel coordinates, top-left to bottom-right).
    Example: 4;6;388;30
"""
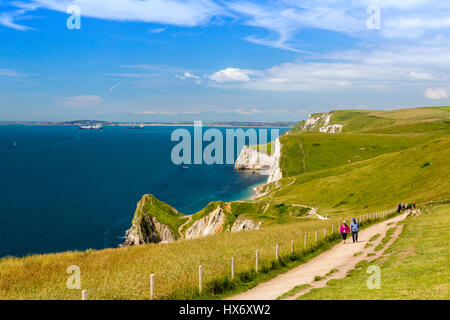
234;137;283;184
234;145;272;171
298;112;343;133
124;197;262;246
124;194;181;245
185;205;226;239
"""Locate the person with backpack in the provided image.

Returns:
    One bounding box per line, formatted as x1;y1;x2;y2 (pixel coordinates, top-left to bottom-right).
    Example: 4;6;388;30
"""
350;217;360;243
340;221;350;244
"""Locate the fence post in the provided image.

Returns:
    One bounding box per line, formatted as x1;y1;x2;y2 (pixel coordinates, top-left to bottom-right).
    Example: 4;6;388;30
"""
315;231;318;244
291;240;294;254
276;244;279;261
150;274;155;300
332;224;334;234
81;289;88;300
323;228;326;238
304;234;307;249
231;257;235;280
255;250;259;272
199;265;203;294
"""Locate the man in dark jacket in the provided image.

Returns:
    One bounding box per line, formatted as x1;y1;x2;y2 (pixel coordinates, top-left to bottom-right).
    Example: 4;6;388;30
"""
350;217;359;243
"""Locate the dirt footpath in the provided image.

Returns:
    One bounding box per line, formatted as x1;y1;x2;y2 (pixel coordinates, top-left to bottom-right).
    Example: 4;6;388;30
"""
227;212;408;300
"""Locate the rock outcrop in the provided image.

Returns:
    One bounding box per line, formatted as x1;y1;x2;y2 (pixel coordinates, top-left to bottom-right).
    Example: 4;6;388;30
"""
267;138;282;183
185;205;226;239
125;215;177;245
231;216;261;232
124;194;181;245
299;113;343;133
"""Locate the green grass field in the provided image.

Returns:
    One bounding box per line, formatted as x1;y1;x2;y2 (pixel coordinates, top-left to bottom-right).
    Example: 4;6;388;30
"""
298;204;450;300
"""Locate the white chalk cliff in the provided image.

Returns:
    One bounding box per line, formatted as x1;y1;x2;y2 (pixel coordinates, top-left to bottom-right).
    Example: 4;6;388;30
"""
234;146;272;171
301;113;343;133
185;205;226;239
234;137;283;184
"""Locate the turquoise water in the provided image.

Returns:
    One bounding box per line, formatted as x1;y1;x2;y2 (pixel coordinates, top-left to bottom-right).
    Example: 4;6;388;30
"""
0;125;285;258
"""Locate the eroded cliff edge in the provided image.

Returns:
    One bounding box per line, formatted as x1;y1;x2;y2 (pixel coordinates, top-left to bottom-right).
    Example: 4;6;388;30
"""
124;195;310;246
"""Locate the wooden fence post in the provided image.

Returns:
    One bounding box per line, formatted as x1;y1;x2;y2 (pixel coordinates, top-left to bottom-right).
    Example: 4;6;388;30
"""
150;274;155;300
291;240;294;254
276;244;279;261
255;250;259;272
199;265;203;294
332;224;334;234
315;231;318;243
304;234;307;249
231;257;235;280
81;289;87;300
323;228;326;238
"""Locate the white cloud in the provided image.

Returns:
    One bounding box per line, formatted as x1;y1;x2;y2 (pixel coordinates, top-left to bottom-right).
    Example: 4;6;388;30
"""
58;95;103;108
206;44;450;92
0;12;33;31
25;0;224;26
109;81;124;92
148;27;166;34
0;68;27;77
133;110;176;115
175;72;200;80
425;88;448;100
8;0;450;54
409;71;433;80
209;68;251;82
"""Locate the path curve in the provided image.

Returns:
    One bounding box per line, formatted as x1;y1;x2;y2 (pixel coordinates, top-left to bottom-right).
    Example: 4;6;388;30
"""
227;211;408;300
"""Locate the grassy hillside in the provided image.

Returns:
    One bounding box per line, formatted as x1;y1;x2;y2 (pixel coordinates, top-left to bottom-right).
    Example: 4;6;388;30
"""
298;204;450;300
290;107;450;133
279;133;435;177
259;137;450;215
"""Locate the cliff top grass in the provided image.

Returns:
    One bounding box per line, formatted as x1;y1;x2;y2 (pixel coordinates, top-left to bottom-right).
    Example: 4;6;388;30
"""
298;204;450;300
258;136;450;215
289;106;449;133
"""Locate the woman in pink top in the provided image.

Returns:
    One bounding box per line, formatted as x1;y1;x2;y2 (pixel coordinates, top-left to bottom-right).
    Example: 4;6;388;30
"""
340;221;350;244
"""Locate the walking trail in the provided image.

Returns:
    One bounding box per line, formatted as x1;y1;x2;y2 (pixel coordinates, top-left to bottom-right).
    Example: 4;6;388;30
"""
227;211;408;300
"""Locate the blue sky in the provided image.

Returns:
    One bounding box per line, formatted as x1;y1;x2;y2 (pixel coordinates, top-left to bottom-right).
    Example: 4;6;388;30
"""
1;0;450;121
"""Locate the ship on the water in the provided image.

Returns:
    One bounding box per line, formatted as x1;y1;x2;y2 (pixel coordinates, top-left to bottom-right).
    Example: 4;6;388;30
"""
79;123;103;130
124;124;144;129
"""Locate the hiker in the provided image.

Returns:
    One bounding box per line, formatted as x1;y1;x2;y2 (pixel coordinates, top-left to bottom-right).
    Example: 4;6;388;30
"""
350;217;359;243
397;203;402;213
340;221;350;244
402;203;406;210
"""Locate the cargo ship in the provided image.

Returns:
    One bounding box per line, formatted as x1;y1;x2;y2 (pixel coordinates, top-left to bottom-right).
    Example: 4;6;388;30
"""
124;124;144;129
79;123;103;130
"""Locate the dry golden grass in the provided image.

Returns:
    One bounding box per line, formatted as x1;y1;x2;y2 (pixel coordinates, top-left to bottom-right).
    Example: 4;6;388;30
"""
0;215;356;300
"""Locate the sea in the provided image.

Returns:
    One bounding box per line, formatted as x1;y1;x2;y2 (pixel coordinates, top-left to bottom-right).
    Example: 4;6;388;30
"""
0;125;286;258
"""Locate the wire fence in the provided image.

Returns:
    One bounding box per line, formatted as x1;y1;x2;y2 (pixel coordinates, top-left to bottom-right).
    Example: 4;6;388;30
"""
27;199;448;300
75;207;403;300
